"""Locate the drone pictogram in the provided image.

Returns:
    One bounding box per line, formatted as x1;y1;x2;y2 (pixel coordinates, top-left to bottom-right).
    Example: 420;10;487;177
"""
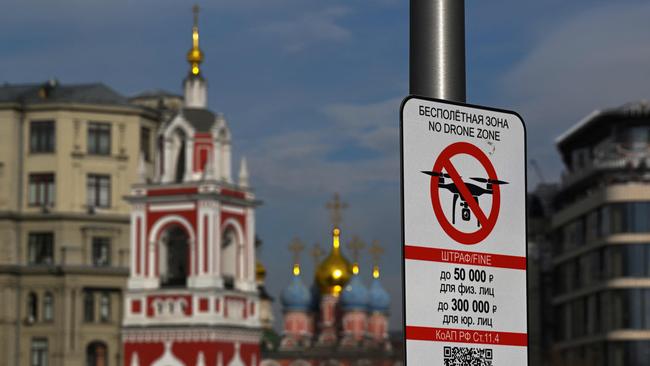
421;170;508;227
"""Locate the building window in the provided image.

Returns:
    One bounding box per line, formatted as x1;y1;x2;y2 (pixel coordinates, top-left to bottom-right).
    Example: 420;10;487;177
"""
87;122;111;155
31;338;48;366
86;342;108;366
30;121;55;153
28;233;54;265
83;292;94;322
141;127;151;162
43;292;53;322
87;174;110;208
92;237;111;267
27;292;38;323
99;293;110;322
28;173;55;207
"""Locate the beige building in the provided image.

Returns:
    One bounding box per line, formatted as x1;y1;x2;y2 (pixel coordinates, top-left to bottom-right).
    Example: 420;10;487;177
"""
0;80;167;366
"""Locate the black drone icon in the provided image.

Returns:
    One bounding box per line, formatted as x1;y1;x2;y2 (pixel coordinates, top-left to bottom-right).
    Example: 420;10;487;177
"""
422;170;508;227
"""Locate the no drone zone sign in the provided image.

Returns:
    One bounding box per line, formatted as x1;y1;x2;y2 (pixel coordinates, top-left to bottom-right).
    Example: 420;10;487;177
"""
400;96;528;365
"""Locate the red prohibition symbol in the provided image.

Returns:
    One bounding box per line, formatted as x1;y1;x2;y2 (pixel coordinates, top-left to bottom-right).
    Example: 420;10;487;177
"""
429;142;501;245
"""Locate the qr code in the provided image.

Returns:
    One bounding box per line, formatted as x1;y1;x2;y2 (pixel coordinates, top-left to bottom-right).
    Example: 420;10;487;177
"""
443;346;493;366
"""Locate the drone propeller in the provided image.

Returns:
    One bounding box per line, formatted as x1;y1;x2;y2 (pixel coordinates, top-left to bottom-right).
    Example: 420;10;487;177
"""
421;171;453;178
470;177;509;185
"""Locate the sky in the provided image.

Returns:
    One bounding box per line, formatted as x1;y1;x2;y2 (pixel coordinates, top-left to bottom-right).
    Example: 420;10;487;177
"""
2;0;650;331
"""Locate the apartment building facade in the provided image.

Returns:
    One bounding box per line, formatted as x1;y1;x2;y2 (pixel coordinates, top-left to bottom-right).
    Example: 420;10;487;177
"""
0;80;165;366
548;101;650;365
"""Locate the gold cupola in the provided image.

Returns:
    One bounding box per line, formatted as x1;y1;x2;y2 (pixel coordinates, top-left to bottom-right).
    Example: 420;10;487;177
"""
315;228;353;296
186;4;204;76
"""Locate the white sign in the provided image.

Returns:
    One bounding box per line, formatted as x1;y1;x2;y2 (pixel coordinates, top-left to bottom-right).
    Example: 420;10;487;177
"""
401;96;527;365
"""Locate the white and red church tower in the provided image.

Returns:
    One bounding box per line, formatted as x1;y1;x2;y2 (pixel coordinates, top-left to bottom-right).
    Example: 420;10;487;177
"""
123;7;261;366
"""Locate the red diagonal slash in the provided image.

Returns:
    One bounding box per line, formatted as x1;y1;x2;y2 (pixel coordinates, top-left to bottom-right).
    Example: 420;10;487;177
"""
429;142;501;245
441;158;489;226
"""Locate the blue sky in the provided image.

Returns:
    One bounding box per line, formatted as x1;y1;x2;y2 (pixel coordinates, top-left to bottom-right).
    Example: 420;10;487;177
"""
2;0;650;331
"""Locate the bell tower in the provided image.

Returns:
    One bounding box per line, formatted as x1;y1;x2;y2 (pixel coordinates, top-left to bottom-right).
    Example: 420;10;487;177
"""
122;6;261;366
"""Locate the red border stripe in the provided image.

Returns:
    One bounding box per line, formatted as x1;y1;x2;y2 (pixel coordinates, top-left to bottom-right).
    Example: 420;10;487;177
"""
406;326;527;347
405;245;526;270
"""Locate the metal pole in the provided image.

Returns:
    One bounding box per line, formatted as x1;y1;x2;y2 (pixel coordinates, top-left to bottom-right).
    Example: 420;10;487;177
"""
410;0;466;102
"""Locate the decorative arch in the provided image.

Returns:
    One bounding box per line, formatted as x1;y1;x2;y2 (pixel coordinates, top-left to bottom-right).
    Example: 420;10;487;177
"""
148;215;196;280
161;117;195;183
221;218;246;283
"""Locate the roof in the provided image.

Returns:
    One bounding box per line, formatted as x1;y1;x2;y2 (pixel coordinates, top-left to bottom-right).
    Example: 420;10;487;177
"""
181;107;216;132
129;89;182;100
556;100;650;149
0;80;133;107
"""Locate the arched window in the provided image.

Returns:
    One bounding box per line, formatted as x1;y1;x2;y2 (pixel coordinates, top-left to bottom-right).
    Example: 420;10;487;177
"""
86;341;108;366
168;129;186;183
221;227;239;285
99;293;110;322
43;292;53;322
160;226;189;288
27;292;38;322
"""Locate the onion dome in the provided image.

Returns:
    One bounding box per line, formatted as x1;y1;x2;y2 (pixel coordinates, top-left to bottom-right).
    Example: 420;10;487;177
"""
340;271;369;311
315;228;353;296
368;266;390;313
281;265;311;311
255;261;266;284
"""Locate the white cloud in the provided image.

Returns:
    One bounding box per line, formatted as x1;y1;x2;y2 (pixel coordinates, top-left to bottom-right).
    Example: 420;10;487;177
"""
324;97;401;153
499;2;650;183
255;6;352;52
244;97;400;195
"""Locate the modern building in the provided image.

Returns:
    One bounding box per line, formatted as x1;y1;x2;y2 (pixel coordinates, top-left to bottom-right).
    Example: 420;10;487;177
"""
0;79;161;366
546;100;650;365
526;183;557;366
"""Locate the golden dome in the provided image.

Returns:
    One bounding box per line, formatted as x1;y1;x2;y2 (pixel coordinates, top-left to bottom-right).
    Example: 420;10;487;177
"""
255;261;266;283
186;5;204;75
315;228;353;296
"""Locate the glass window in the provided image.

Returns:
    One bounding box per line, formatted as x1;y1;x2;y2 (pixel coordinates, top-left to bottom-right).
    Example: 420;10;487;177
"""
28;173;55;207
83;292;94;322
30;121;55;153
28;233;54;265
599;205;610;237
586;210;598;242
86;342;108;366
99;293;110;322
87;174;110;208
87;122;111;155
622;125;650;150
31;338;48;366
43;292;53;322
140;127;151;162
27;292;38;322
91;237;111;267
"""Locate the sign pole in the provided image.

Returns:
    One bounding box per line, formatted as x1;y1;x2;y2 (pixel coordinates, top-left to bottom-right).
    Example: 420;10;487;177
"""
409;0;466;102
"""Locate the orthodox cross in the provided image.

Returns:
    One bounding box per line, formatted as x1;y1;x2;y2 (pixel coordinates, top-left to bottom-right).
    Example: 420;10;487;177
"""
326;193;348;228
288;237;304;265
192;4;200;27
311;242;323;264
347;235;366;264
369;240;384;265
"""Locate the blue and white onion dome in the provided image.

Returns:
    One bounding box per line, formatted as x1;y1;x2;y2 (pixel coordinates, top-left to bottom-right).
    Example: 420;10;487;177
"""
368;265;390;313
340;263;369;311
281;264;312;311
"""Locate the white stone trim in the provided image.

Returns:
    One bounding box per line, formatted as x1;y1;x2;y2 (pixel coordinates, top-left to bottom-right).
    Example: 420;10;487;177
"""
149;203;196;212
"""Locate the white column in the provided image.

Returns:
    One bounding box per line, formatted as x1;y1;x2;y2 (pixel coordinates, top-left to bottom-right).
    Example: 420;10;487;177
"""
246;207;256;283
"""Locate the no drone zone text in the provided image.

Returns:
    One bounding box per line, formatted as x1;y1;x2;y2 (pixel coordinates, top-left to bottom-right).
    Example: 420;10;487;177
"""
419;105;511;141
